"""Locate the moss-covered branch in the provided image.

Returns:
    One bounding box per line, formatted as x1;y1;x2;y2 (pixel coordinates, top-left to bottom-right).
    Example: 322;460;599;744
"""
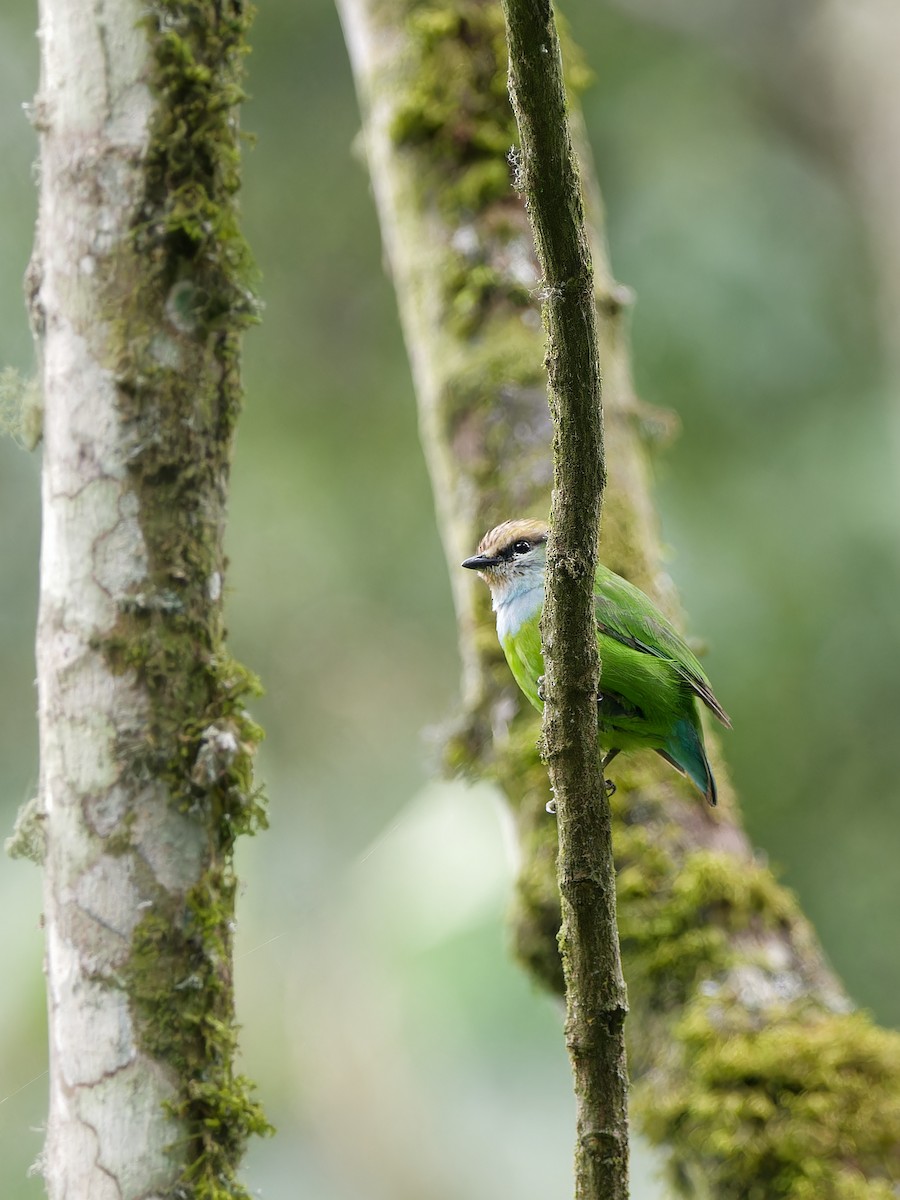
337;0;900;1194
500;0;628;1195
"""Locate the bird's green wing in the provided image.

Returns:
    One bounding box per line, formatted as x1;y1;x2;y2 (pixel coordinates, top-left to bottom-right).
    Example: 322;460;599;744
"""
595;566;731;727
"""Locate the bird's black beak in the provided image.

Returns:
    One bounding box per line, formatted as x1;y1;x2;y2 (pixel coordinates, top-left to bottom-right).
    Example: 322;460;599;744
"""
461;554;499;571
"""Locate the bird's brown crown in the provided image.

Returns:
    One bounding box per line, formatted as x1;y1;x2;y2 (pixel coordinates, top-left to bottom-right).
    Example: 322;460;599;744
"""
476;518;549;560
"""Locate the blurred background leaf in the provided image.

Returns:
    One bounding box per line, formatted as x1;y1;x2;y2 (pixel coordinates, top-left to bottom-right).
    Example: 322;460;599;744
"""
1;2;897;1196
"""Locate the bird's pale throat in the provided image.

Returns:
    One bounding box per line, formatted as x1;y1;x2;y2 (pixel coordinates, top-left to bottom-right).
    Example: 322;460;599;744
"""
494;579;544;639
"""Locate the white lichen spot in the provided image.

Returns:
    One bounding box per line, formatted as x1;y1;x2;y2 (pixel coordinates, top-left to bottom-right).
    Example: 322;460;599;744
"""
506;240;539;288
91;484;149;600
91;204;120;256
78;254;95;276
207;570;222;602
726;963;806;1011
611;282;636;308
149;332;182;370
761;937;793;973
47;924;136;1085
106;81;154;147
83;784;129;838
451;224;480;259
75;854;142;941
165;280;200;334
191;722;241;787
490;691;518;745
132;790;206;892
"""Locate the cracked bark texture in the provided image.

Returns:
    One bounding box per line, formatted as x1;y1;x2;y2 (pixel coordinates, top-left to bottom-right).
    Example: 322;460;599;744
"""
30;1;265;1196
34;6;181;1193
500;0;628;1195
337;0;900;1195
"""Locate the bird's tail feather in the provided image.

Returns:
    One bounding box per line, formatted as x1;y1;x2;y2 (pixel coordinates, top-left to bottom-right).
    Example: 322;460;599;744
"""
657;718;717;806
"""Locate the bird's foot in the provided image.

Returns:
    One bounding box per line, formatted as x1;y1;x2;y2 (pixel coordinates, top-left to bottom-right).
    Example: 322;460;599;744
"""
600;748;619;799
537;674;547;702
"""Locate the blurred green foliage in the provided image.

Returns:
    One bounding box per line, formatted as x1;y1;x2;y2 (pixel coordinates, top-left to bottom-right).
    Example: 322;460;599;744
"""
1;1;897;1197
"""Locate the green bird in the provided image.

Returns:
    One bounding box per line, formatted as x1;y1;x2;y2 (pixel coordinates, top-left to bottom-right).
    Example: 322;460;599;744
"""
462;519;730;805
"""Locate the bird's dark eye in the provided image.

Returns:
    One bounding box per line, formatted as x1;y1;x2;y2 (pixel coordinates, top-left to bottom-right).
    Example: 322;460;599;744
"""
513;540;531;555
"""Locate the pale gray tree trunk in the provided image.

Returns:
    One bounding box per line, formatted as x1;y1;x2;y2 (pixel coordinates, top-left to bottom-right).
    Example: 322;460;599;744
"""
28;1;268;1195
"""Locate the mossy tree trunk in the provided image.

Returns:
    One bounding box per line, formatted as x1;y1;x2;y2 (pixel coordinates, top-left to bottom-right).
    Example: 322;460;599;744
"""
28;1;269;1195
337;0;900;1195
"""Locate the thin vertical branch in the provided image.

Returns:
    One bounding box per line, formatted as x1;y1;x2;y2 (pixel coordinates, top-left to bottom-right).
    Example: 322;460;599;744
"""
500;1;629;1196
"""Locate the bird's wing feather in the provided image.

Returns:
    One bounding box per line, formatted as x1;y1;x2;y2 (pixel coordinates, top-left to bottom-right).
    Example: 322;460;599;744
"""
595;567;732;728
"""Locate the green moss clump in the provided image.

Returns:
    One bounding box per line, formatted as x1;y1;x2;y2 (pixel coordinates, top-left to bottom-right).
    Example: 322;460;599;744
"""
617;837;798;1011
442;314;544;419
642;1002;900;1198
392;3;540;338
392;0;592;218
5;795;46;863
502;737;806;1014
445;259;531;336
137;0;258;335
104;615;266;842
116;0;267;838
610;786;900;1194
392;1;517;214
127;870;273;1198
0;367;43;449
